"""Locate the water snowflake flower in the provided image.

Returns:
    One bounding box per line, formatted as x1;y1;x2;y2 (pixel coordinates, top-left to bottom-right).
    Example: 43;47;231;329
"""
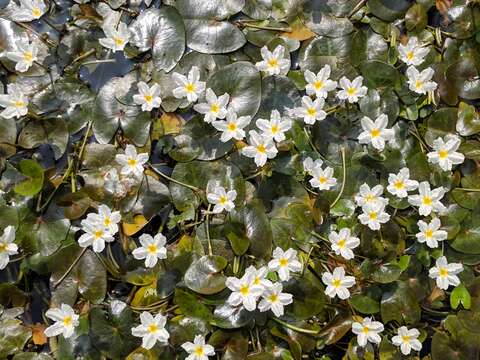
132;233;167;268
255;45;290;76
131;312;169;350
44;304;79;339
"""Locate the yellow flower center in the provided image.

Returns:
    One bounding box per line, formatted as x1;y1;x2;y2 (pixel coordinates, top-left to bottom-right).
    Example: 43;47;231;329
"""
314;80;323;90
307;107;316;116
147;324;158;333
271;125;279;134
194;346;204;356
23;51;33;62
337;239;346;248
422;196;432;205
267;58;278;68
415;80;423;90
219;195;228;205
402;335;410;342
210;103;219;113
0;243;6;252
425;229;433;238
144;95;153;103
14;100;25;108
94;230;103;239
254;277;261;285
332;279;342;288
370;128;380;138
438;149;449;159
406;51;414;61
394;180;404;189
227;122;237;131
439;267;449;277
365;194;375;202
318;176;327;184
114;37;124;46
239;285;250;296
368;211;377;220
347;87;356;96
362;326;370;334
269;293;279;302
32;8;42;18
279;258;288;267
256;144;266;154
185;83;195;93
147;244;157;254
63;315;72;326
104;218;111;226
128;158;137;166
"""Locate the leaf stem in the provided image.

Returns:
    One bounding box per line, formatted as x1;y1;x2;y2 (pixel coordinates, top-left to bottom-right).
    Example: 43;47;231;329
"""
149;164;201;192
330;146;346;208
53;247;87;289
239;22;292;32
272;318;319;335
455;188;480;192
206;204;213;256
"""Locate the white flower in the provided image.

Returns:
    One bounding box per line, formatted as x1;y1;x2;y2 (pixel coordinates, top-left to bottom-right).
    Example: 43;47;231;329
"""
44;304;79;339
182;335;215;360
391;326;422;355
268;247;302;281
258;282;293;317
99;23;131;52
0;84;29;119
408;181;446;216
427;135;465;171
255;109;292;142
354;183;388;209
212;110;251;142
14;0;46;22
337;76;368;103
358;114;395;151
416;218;447;248
193;88;229;124
242;130;278;167
86;204;121;235
78;217;115;253
132;233;167;268
429;256;463;290
293;96;326;125
352;317;384;347
245;265;270;288
358;202;390;231
322;266;356;300
309;166;337;190
398;37;429;66
304;65;337;98
329;228;360;260
303;157;323;175
406;66;437;94
115;144;149;178
207;186;237;214
255;45;290;76
225;272;264;311
172;66;206;103
6;40;38;72
0;226;17;270
387;167;419;198
131;312;169;350
133;82;162;112
104;168;138;197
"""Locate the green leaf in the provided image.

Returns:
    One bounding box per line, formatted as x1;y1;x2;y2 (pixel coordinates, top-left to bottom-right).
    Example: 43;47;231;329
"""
184;255;227;295
456;102;480;136
174;0;246;54
405;4;428;31
360;61;400;89
0;318;31;356
450;284;471;310
207;61;262;117
367;0;412;21
381;282;421;324
129;7;185;72
14;159;44;197
350;295;380;314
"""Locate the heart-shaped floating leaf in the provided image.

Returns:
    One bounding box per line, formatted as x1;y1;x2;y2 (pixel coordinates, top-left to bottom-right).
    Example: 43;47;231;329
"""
184;255;228;295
